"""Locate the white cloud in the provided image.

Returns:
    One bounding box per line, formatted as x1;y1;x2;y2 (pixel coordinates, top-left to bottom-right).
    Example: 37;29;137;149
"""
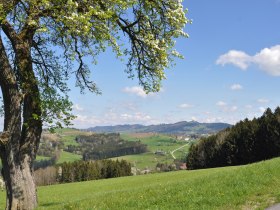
72;104;84;111
179;103;194;109
203;117;224;123
120;112;152;122
216;101;227;106
216;45;280;76
254;45;280;76
230;84;243;90
216;50;251;70
257;98;269;103
122;86;150;98
259;107;266;113
216;101;238;113
72;114;102;128
191;116;198;121
72;110;156;128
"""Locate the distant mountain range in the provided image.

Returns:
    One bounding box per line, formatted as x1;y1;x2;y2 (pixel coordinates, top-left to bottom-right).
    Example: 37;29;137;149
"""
86;121;231;135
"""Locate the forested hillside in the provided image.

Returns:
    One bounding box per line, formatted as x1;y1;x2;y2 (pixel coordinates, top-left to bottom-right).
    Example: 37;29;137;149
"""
187;107;280;169
65;133;148;160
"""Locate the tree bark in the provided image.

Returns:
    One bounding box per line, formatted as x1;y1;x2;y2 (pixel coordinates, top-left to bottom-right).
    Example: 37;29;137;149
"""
0;119;42;210
0;31;42;209
1;149;38;210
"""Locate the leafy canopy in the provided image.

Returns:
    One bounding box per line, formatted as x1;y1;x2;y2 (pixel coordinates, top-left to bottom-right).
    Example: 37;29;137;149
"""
0;0;190;128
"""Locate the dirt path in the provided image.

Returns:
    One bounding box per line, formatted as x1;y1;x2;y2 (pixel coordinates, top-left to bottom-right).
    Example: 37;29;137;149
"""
170;144;189;159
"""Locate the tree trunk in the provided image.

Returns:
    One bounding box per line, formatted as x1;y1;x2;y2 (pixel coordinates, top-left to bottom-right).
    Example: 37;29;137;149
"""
1;149;37;210
0;92;40;210
0;32;42;209
0;122;42;210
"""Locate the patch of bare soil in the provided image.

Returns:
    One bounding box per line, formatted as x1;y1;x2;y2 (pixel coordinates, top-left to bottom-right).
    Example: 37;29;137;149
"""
128;133;156;138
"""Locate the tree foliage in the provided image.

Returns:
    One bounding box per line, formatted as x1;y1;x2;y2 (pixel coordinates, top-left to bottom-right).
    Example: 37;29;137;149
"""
34;159;132;186
0;0;189;209
0;1;189;208
0;0;190;128
187;107;280;169
59;159;132;183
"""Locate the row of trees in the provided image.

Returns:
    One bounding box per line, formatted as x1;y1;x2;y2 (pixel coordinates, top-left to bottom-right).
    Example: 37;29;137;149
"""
35;159;132;186
59;159;132;183
83;142;148;160
187;107;280;169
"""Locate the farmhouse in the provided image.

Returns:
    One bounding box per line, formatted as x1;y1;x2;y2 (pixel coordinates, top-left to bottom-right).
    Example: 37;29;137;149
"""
155;150;166;155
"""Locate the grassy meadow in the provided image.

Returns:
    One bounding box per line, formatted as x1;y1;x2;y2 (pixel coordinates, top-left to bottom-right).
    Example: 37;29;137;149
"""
119;133;190;169
56;151;82;164
121;133;188;152
55;128;88;146
111;152;172;169
1;157;279;209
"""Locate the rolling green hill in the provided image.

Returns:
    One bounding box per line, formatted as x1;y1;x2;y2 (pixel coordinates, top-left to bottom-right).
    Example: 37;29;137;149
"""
117;133;190;170
37;130;191;170
35;128;86;164
1;157;279;209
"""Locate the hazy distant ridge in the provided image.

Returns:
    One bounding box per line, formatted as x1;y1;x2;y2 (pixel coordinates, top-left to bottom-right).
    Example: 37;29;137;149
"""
86;121;231;134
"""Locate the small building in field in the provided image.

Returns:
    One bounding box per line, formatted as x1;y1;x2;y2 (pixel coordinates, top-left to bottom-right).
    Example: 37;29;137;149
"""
154;150;166;156
179;163;187;170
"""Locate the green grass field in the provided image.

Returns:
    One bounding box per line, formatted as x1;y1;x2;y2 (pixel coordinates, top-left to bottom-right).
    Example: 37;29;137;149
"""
1;157;279;209
121;133;188;152
55;128;87;146
42;132;189;170
117;133;190;169
57;151;82;164
111;152;173;169
36;155;51;161
54;130;190;168
39;130;190;169
36;128;86;164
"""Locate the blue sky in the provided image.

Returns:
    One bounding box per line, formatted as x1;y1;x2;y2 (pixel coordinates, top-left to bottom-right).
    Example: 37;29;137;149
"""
68;0;280;128
1;0;280;129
